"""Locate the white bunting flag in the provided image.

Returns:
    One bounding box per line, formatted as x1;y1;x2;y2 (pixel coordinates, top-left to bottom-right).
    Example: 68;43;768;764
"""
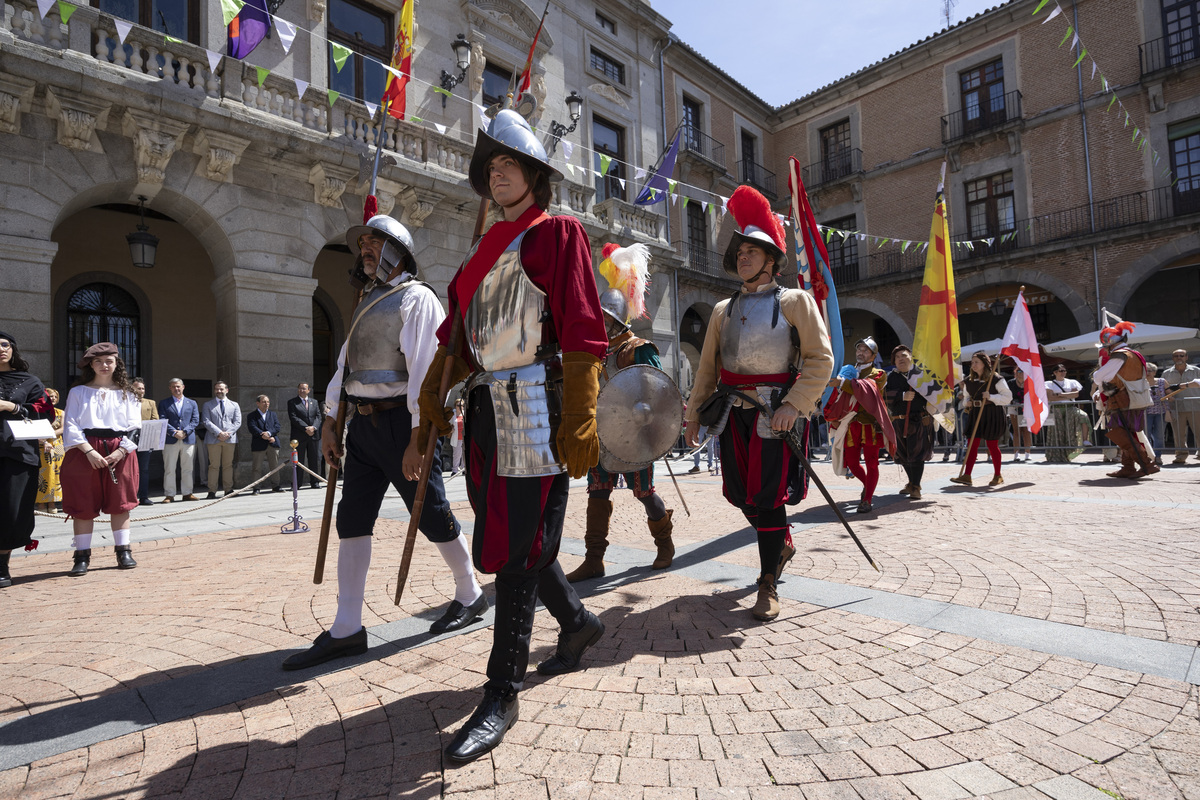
364;101;378;119
635;168;646;182
701;201;708;212
37;0;54;19
434;122;447;135
671;193;677;206
276;19;297;55
565;164;575;177
1070;33;1079;52
294;78;309;99
1091;61;1097;79
618;178;625;190
562;141;574;162
720;196;728;215
114;18;132;44
1043;5;1062;23
207;49;222;73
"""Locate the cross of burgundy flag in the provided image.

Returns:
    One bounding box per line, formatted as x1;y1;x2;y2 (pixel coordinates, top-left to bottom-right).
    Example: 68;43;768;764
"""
1000;289;1049;434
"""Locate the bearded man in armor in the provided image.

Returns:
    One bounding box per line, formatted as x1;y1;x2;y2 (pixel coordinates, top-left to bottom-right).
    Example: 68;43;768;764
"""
1093;321;1159;479
566;242;676;582
684;185;834;622
281;215;485;672
417;109;607;762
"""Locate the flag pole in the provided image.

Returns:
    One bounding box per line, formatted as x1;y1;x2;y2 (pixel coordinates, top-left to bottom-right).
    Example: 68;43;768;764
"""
369;98;392;199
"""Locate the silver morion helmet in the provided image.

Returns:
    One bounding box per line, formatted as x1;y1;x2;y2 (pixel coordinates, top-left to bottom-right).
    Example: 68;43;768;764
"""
346;215;417;277
468;109;564;200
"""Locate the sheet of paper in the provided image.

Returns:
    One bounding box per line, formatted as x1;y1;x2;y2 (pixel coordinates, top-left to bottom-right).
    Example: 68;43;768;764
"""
6;418;56;440
138;419;169;452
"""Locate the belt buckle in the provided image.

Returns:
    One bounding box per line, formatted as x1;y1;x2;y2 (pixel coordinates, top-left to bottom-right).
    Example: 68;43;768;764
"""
356;401;374;415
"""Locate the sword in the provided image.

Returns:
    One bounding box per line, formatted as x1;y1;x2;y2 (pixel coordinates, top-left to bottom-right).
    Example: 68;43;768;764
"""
659;454;690;517
725;389;880;572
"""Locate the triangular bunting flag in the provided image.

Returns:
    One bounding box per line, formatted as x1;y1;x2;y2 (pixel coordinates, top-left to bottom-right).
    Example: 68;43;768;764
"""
220;0;244;27
701;201;708;212
1044;5;1063;23
635;168;646;181
364;101;378;119
165;35;184;45
562;141;574;162
276;19;297;55
58;0;76;22
680;196;688;210
294;78;308;98
618;178;625;190
207;49;221;73
599;154;612;174
1032;0;1051;12
328;89;340;106
670;193;677;206
434;122;447;134
667;179;677;194
255;66;269;87
411;116;423;123
36;0;54;19
114;18;132;43
331;42;352;73
1091;61;1097;79
720;196;728;215
565;164;575;178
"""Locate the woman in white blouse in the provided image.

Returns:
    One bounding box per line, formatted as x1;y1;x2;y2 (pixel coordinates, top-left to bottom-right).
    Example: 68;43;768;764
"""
1044;364;1089;463
60;342;142;576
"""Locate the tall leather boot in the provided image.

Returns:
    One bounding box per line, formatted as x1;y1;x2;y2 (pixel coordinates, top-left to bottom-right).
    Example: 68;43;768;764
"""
566;498;612;582
68;549;90;577
647;510;675;569
1107;449;1139;479
0;553;11;588
115;546;137;569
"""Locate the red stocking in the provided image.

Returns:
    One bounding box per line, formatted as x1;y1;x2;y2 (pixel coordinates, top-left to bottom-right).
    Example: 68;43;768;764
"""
986;439;1003;476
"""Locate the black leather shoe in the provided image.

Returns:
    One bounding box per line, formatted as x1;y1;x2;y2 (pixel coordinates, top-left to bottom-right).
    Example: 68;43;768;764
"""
68;549;90;577
536;611;605;676
205;492;217;500
445;688;519;763
115;546;137;570
310;482;323;490
430;594;489;634
252;489;260;495
139;498;154;506
272;486;284;493
281;628;368;671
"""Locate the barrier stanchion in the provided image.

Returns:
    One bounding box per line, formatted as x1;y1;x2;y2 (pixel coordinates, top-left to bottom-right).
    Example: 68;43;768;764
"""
281;439;309;534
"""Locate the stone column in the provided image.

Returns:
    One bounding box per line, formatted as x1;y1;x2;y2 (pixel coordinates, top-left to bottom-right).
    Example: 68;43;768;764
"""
0;234;58;374
211;268;318;486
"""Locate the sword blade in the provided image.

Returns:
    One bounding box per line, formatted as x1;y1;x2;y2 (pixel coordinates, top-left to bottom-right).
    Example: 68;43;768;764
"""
660;453;690;517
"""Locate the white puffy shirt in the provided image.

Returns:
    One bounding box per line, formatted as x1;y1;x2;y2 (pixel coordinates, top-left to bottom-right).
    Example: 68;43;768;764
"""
63;385;142;453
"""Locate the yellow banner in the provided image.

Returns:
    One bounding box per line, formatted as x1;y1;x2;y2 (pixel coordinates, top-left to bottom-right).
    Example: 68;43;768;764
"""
910;189;961;429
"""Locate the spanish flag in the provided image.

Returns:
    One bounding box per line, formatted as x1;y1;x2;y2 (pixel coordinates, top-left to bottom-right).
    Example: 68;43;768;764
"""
382;0;414;120
910;166;961;431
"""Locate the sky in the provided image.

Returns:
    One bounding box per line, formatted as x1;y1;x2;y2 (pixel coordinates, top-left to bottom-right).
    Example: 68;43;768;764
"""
649;0;1009;106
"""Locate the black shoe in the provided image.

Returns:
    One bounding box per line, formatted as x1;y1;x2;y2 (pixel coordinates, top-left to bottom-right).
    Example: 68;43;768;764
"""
272;486;284;493
205;492;217;500
139;498;154;506
537;611;605;676
224;490;234;497
0;553;10;588
281;628;368;670
252;489;260;495
430;594;489;634
686;466;701;474
445;688;519;763
69;549;90;577
310;483;323;490
115;546;137;569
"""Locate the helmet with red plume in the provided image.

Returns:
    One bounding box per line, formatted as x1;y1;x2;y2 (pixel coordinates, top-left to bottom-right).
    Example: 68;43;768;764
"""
722;185;787;278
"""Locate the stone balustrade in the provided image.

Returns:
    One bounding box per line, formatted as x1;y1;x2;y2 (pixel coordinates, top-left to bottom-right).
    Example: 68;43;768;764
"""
3;0;65;49
593;197;665;241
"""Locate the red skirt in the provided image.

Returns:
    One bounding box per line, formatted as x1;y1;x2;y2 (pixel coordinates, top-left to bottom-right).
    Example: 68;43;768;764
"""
61;436;139;519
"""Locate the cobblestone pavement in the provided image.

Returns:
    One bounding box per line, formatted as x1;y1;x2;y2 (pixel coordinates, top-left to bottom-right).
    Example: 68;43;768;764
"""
1;455;1198;799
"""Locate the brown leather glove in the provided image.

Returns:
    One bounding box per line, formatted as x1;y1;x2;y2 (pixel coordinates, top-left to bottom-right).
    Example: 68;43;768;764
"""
556;351;602;479
417;346;470;455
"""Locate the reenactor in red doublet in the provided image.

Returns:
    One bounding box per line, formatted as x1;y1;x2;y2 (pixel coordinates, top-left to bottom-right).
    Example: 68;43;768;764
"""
684;186;834;622
418;109;608;762
1093;322;1159;479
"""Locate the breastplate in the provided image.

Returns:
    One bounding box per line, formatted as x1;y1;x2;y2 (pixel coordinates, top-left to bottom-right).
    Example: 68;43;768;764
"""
346;281;424;385
719;291;797;376
464;230;552;371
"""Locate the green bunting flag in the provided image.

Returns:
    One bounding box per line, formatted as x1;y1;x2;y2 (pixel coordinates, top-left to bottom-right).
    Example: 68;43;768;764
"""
1059;25;1074;48
220;0;244;27
1073;48;1088;68
165;35;184;45
327;89;340;106
667;179;677;194
1107;93;1117;111
433;87;451;97
411;116;423;123
599;154;612;174
331;43;352;73
681;196;689;210
1032;0;1051;13
58;1;76;23
256;66;269;87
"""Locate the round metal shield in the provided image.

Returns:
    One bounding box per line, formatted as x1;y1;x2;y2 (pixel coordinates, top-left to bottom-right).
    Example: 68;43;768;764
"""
596;365;683;472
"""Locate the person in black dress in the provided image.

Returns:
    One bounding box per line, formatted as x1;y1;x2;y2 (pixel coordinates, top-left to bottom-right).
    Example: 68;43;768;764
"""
884;345;935;500
0;331;57;588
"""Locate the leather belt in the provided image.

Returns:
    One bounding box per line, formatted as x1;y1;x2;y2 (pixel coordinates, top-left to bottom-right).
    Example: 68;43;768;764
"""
83;428;128;438
353;400;405;415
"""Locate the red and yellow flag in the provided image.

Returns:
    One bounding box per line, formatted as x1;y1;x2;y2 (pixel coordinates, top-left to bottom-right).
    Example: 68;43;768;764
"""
910;168;962;431
382;0;414;119
518;1;550;94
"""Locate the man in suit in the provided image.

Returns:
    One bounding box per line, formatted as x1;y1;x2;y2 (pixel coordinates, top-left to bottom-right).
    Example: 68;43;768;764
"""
201;382;241;499
247;394;284;494
287;382;323;489
131;378;158;506
158;379;199;502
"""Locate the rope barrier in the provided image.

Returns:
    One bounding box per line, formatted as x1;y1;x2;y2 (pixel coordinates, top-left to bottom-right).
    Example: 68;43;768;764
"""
34;460;293;525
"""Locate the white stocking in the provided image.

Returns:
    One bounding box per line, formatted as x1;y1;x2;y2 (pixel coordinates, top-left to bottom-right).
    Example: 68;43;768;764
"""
73;533;92;551
113;529;131;547
435;534;482;605
329;536;371;639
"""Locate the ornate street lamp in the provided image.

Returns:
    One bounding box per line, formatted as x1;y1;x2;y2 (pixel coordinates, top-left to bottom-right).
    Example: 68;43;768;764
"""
546;91;583;156
439;34;472;108
126;196;158;270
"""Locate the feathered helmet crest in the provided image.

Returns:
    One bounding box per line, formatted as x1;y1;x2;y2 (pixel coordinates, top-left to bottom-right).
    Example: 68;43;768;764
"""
598;242;651;326
1100;321;1135;349
722;185;787;278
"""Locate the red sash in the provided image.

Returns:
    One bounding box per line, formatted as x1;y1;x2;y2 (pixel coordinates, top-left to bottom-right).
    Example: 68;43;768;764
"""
454;205;549;317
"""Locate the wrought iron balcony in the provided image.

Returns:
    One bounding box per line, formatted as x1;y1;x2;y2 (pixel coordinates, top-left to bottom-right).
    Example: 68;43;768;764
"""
679;126;726;169
738;159;777;199
802;148;863;189
941;89;1022;143
673;240;736;285
864;247;925;280
1140;35;1200;76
